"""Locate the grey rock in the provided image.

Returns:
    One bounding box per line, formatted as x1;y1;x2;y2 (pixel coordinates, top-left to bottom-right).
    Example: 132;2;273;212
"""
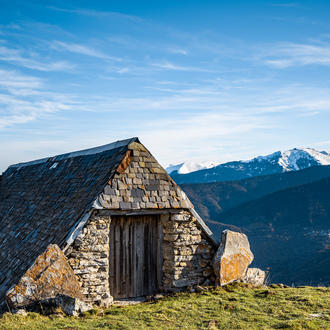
119;202;131;209
213;230;254;286
242;268;266;286
55;294;93;316
13;309;28;316
131;188;145;197
104;186;116;195
172;278;196;288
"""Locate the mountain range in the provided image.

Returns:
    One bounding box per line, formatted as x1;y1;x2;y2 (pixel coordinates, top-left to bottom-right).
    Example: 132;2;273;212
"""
182;167;330;286
170;147;330;286
168;147;330;184
166;161;219;174
181;165;330;219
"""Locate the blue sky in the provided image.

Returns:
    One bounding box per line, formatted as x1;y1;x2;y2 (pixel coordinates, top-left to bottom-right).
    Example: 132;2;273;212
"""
1;0;330;172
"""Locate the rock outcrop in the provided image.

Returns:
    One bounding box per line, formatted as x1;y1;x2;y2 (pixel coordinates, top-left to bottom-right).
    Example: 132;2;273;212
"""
213;230;254;286
6;244;83;311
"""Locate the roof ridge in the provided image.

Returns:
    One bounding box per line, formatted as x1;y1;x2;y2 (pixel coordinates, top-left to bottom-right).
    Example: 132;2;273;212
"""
8;137;139;170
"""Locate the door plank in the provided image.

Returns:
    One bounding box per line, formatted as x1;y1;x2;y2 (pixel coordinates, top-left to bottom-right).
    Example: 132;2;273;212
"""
157;215;163;290
109;219;115;298
109;214;163;299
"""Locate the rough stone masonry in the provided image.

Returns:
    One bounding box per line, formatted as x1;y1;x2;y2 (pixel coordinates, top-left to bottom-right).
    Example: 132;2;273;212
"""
65;210;216;306
1;137;266;314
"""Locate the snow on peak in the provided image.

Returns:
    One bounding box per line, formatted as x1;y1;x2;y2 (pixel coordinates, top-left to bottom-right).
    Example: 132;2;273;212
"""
277;148;330;171
166;161;220;174
278;149;307;171
303;148;330;165
166;147;330;176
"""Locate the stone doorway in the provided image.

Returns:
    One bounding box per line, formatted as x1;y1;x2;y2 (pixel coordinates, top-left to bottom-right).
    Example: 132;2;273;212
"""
109;214;163;299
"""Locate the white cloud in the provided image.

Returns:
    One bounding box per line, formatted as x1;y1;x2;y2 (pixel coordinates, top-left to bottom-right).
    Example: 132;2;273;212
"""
0;114;36;128
167;48;188;55
117;67;129;74
138;112;268;166
0;69;43;90
261;42;330;68
0;92;74;129
271;3;299;7
51;40;122;61
48;6;143;22
0;46;74;71
0;69;78;129
151;61;212;72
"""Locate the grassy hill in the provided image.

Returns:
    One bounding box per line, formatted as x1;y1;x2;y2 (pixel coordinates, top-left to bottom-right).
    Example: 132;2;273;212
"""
0;284;329;329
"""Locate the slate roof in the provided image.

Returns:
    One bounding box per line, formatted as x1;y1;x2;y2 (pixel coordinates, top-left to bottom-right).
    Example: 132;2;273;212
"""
0;137;217;311
0;137;139;309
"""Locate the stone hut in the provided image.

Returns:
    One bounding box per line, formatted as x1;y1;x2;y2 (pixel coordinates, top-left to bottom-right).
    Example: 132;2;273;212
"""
0;137;218;310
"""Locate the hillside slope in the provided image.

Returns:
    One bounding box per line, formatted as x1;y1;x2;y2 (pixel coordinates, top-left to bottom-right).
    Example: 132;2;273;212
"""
182;165;330;220
203;177;330;286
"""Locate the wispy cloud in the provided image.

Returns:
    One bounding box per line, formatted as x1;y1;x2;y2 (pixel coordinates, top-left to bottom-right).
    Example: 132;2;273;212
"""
0;46;73;71
151;61;212;72
0;114;36;128
0;68;78;129
50;40;122;61
271;2;299;8
167;48;188;55
0;69;43;90
138;112;268;165
260;42;330;68
48;6;143;22
0;92;74;128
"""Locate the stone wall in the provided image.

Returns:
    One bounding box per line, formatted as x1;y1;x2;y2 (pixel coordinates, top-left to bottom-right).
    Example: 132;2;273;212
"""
65;213;112;307
65;209;215;305
162;211;215;291
94;142;193;210
64;141;216;305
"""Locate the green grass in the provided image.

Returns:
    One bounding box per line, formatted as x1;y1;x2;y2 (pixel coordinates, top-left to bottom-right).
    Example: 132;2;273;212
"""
0;284;329;329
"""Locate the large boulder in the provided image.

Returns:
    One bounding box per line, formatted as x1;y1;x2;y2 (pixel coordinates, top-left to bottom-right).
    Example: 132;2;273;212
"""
213;230;254;286
6;244;83;310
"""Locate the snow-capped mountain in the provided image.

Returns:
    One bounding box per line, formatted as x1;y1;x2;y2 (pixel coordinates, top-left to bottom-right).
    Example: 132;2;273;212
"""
166;161;220;174
169;147;330;184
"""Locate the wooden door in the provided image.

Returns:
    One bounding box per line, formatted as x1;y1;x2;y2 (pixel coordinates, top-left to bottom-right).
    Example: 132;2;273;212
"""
109;214;163;299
